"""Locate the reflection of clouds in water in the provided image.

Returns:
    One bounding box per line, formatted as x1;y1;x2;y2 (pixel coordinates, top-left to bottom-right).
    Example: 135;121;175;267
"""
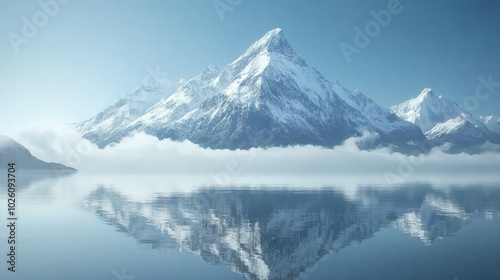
82;185;500;280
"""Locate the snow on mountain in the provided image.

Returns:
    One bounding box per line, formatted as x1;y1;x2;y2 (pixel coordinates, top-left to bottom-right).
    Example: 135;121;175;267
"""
78;28;431;151
390;88;466;132
481;115;500;134
117;65;222;140
425;116;485;144
391;89;499;149
332;82;427;147
134;28;373;149
0;135;76;171
76;76;179;148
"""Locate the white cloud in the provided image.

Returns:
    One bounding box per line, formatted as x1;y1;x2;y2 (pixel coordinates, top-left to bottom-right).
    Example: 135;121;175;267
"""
15;125;500;185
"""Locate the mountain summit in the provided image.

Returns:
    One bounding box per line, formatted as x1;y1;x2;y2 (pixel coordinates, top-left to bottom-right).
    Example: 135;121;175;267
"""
390;88;465;132
391;89;500;151
77;29;430;151
239;28;300;62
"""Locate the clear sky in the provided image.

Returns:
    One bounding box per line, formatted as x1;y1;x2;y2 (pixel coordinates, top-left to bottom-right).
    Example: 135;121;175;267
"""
1;0;499;136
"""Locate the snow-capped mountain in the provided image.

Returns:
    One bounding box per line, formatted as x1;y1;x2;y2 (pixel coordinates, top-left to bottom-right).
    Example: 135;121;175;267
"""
481;115;500;134
77;28;427;150
0;135;75;172
390;89;466;132
391;89;499;150
332;82;427;148
123;28;374;149
75;76;177;148
114;64;222;145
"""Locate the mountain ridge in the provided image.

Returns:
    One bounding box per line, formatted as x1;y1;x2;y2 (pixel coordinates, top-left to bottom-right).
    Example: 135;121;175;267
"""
0;135;76;172
76;29;498;153
391;88;500;151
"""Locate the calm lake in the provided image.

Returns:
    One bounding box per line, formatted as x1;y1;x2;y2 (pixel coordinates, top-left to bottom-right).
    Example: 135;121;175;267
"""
1;172;500;280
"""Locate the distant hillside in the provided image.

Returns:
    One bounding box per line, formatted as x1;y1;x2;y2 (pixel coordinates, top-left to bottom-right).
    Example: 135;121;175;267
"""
0;135;76;172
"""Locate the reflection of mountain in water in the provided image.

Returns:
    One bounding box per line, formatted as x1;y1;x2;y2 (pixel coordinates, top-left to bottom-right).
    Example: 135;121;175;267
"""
82;186;500;280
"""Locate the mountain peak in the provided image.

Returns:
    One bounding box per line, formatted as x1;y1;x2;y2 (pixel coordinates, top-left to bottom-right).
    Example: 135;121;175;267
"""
241;28;295;58
254;28;284;45
415;88;450;105
391;88;479;135
418;88;435;99
221;28;307;94
263;27;284;40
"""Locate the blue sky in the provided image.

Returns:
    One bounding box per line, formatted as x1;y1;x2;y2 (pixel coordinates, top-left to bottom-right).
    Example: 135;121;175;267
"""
1;0;499;136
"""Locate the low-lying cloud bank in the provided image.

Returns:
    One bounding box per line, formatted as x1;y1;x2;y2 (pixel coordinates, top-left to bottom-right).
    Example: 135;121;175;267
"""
15;125;500;184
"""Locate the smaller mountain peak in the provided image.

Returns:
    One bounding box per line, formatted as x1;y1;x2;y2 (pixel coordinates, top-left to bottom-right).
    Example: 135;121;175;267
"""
415;88;440;103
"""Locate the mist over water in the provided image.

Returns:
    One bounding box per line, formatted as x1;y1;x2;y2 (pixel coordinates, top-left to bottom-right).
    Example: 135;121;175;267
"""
14;125;500;185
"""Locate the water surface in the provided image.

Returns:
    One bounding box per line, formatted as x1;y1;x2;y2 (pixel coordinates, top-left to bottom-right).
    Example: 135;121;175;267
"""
1;173;500;280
